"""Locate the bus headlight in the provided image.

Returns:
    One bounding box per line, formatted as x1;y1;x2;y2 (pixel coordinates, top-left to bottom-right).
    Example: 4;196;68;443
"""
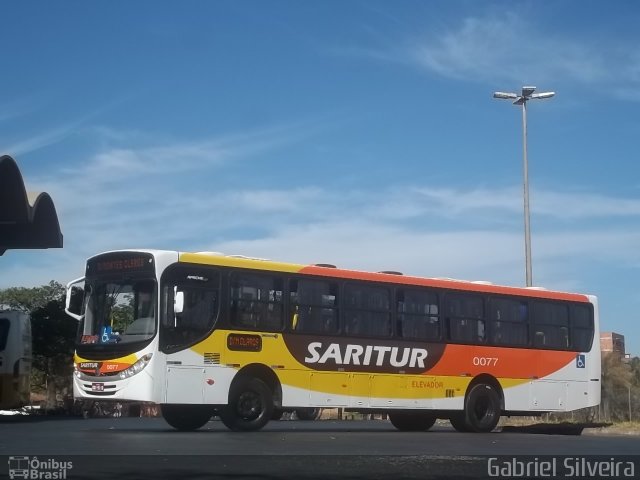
119;353;153;380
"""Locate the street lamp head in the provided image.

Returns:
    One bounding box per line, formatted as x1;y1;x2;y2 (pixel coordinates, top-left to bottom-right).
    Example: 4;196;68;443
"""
493;92;518;100
530;91;555;100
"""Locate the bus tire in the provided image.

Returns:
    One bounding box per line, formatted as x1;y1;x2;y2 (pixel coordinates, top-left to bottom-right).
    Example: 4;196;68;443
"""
464;383;501;433
295;408;322;421
388;412;436;431
271;408;284;421
220;377;273;431
161;404;214;431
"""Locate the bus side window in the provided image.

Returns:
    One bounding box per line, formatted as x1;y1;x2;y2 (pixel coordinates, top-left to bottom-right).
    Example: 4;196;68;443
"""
531;301;569;349
295;306;312;332
289;279;338;335
322;309;337;333
238;295;257;327
345;315;360;335
559;326;569;348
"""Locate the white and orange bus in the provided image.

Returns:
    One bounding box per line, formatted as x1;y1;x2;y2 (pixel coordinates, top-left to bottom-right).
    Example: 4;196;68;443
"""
65;249;600;432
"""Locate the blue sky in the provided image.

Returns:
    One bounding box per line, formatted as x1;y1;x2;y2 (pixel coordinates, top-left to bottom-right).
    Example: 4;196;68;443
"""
1;1;639;355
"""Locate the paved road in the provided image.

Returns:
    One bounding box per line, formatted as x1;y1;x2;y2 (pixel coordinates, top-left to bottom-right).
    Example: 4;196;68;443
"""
1;417;639;479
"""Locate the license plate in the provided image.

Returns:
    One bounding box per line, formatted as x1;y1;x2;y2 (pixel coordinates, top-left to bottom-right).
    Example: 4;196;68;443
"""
91;383;104;392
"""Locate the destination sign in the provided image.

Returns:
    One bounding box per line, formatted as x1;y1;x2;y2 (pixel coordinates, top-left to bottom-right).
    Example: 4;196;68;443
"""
86;252;154;277
227;333;262;352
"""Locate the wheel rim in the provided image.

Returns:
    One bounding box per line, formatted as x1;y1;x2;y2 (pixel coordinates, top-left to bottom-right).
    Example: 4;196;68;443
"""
474;395;492;422
237;391;263;420
469;388;498;430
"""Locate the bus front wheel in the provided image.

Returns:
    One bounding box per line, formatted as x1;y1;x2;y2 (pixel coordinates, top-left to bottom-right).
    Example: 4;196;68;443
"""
463;383;501;433
220;377;274;431
389;412;436;431
161;404;214;431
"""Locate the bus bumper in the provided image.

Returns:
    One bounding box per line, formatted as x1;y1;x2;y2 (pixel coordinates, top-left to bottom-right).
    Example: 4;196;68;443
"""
73;370;155;403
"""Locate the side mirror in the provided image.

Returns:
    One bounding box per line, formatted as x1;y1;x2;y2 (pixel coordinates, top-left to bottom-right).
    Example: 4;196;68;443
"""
65;277;85;321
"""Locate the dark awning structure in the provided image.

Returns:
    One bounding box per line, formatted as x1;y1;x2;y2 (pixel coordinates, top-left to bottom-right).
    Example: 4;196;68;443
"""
0;154;63;255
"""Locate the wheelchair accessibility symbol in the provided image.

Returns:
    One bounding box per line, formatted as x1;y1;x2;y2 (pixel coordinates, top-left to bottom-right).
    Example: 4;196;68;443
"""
576;354;586;368
101;326;113;343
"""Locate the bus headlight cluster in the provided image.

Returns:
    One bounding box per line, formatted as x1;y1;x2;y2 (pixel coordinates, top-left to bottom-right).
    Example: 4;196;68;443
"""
119;353;153;380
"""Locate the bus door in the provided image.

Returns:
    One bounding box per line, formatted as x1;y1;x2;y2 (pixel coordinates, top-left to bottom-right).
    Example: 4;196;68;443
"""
160;266;220;404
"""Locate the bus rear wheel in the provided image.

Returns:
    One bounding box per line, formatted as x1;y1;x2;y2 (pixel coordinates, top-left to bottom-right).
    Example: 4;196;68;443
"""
389;412;436;431
220;377;274;431
161;404;214;431
463;383;501;433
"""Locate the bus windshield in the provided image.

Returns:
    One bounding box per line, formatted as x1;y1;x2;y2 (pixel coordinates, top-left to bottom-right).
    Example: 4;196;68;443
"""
78;279;157;346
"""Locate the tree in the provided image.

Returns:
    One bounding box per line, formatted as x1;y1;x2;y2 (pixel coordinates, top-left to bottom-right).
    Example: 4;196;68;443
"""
0;281;65;312
626;356;640;422
0;281;77;409
601;352;634;422
31;297;78;406
630;357;640;387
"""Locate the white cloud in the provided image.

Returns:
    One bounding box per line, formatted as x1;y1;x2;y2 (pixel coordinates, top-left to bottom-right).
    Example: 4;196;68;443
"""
406;13;611;86
205;219;640;294
35;161;640;268
208;220;522;278
345;11;640;97
2;123;81;157
533;190;640;218
407;13;609;85
405;186;640;219
1;104;119;157
230;188;324;213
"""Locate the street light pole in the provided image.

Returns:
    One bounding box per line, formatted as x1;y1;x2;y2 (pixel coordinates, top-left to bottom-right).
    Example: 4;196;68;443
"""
493;86;555;287
629;383;632;422
522;98;532;289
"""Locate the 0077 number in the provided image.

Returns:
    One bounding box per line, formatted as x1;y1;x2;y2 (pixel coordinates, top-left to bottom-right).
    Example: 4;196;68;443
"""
472;356;498;367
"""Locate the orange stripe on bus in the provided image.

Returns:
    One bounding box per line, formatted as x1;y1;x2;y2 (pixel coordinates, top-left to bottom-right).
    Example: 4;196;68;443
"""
299;266;589;302
426;344;577;379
